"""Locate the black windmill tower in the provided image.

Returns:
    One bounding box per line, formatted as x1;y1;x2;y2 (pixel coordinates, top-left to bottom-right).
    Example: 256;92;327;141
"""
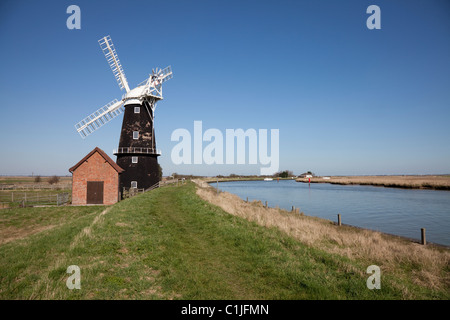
75;35;173;192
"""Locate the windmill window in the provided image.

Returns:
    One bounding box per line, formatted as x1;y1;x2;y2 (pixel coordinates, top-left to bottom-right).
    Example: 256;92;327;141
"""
133;131;139;139
131;181;137;188
132;156;138;163
134;107;140;113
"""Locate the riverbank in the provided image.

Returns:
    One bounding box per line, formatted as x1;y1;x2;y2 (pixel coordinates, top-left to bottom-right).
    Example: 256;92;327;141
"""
195;179;450;298
1;181;448;299
295;175;450;190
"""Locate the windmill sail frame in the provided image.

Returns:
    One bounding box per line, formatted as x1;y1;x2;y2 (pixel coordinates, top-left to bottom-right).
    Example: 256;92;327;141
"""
75;99;124;138
98;35;130;92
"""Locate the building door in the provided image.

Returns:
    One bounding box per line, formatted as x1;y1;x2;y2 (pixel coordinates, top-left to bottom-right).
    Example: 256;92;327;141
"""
87;181;104;204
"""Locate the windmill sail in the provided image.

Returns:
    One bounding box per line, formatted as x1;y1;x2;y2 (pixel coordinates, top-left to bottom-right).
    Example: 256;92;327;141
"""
159;66;173;83
145;66;173;98
98;36;130;92
75;99;124;139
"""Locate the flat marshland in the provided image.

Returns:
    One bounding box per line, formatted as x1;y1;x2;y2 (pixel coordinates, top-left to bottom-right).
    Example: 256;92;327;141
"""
0;181;448;299
296;175;450;190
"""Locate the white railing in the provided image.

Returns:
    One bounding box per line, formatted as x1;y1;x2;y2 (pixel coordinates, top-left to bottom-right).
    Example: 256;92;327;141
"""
114;147;161;155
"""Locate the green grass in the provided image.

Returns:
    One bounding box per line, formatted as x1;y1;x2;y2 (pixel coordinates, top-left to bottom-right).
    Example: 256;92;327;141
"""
0;190;72;208
0;182;447;299
0;205;103;236
0;205;105;298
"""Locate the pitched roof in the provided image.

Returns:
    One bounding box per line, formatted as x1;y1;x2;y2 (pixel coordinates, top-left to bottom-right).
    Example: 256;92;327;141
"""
69;147;124;173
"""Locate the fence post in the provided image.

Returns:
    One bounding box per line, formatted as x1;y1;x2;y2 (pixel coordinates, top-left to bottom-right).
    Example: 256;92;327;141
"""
265;201;268;208
246;197;248;203
11;192;13;202
421;228;426;245
292;205;295;212
337;214;341;226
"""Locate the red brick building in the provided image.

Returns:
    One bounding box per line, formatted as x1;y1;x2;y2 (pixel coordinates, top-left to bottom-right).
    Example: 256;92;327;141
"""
69;147;124;205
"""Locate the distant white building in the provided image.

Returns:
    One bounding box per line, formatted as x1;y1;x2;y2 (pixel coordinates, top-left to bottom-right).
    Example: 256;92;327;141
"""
298;172;314;178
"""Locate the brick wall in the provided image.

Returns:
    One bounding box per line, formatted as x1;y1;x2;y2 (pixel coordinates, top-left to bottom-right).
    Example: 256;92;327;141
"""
71;152;120;205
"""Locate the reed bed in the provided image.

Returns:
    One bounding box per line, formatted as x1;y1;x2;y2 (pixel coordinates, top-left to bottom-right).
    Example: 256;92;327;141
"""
297;175;450;190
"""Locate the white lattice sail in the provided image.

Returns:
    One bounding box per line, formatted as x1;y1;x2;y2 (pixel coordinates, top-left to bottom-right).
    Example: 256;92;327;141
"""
75;99;124;138
98;36;130;92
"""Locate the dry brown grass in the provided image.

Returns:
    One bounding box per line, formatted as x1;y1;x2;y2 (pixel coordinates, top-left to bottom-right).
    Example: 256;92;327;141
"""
0;176;72;184
297;175;450;190
0;224;56;245
194;179;450;291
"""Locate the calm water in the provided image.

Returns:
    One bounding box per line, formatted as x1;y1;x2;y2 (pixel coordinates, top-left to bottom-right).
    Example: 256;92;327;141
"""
215;180;450;246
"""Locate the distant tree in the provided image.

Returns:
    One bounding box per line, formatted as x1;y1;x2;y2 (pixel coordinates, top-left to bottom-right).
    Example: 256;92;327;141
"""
279;171;289;178
48;175;60;185
34;175;42;183
274;170;294;178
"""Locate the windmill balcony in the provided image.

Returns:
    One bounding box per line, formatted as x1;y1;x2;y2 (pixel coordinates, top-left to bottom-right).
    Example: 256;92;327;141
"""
114;147;161;156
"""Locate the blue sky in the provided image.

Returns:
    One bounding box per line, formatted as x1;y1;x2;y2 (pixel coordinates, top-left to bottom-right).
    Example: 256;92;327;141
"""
0;0;449;176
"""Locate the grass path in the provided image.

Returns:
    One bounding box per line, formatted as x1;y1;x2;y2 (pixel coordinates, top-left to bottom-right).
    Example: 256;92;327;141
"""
101;183;382;299
0;182;448;299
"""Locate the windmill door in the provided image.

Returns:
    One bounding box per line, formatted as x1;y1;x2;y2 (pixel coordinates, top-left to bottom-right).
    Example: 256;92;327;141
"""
87;181;104;204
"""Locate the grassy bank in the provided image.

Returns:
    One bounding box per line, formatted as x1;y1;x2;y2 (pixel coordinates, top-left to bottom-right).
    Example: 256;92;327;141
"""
195;180;449;298
0;182;448;299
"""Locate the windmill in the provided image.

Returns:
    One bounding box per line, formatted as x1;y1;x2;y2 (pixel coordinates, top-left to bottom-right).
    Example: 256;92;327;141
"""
74;35;173;191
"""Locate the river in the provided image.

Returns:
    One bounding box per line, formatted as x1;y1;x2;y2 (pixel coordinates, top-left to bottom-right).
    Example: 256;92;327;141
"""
215;179;450;246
